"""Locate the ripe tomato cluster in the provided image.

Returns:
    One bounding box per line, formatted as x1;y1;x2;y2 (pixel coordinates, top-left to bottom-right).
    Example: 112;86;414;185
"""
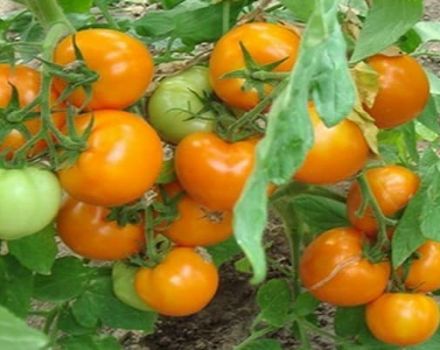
300;165;440;346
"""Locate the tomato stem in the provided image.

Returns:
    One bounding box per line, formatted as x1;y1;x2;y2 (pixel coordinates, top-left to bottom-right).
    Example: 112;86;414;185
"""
23;0;74;31
145;206;160;265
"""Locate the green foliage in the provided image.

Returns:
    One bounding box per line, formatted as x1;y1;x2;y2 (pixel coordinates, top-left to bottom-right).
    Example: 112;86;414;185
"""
207;236;243;267
239;339;283;350
58;335;122;350
57;0;93;13
256;279;292;327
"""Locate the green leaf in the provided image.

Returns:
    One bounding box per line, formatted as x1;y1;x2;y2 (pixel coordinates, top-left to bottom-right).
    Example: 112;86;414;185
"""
33;257;94;302
58;335;121;350
57;0;93;13
207;236;242;267
0;255;33;318
417;97;440;135
156;159;176;184
256;279;292;327
292;292;320;316
72;295;100;328
351;0;424;62
239;338;283;350
234;256;253;274
79;271;157;331
334;306;364;338
234;0;355;284
58;309;98;336
8;224;57;275
0;305;48;350
280;0;314;22
414;21;440;43
134;0;247;45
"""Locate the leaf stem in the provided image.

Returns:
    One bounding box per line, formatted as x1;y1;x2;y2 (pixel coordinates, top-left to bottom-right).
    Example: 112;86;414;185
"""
94;0;121;30
23;0;74;31
234;326;277;350
145;206;160;265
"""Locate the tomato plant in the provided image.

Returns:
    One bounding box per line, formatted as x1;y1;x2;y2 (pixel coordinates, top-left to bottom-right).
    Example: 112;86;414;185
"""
58;110;163;207
148;66;216;144
135;247;219;317
0;167;61;240
366;293;440;346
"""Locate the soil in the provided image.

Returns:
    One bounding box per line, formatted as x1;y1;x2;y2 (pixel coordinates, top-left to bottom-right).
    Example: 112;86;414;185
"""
0;1;438;349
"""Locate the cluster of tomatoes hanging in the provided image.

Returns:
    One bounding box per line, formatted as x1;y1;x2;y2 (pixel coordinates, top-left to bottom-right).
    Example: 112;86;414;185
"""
0;17;436;343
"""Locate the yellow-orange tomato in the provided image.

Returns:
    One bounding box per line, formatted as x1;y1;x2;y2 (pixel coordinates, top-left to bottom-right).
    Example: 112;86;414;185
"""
135;247;219;316
209;22;300;110
57;196;144;260
54;29;154;110
175;132;256;211
346;165;420;235
365;54;429;129
58;110;163;207
404;241;440;293
294;107;369;184
0;65;64;157
366;293;439;346
299;227;390;306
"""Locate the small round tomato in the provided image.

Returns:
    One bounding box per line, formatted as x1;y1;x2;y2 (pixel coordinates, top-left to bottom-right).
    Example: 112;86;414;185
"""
366;293;439;346
299;227;390;306
404;241;440;293
0;167;61;240
209;22;300;110
175;132;256;211
294;106;369;184
57;196;144;260
135;247;219;316
0;65;63;157
58;110;163;207
161;194;233;247
148;66;216;144
112;262;152;311
365;54;429;129
53;29;154;110
346;165;419;235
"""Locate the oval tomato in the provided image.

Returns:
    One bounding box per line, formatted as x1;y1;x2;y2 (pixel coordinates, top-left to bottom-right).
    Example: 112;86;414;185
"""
294;106;369;184
112;262;152;312
346;165;419;235
0;167;61;240
365;54;429;129
58;110;163;207
175;132;256;211
148;66;216;144
57;196;145;260
299;227;390;306
404;240;440;293
209;22;300;110
53;29;154;110
0;64;64;157
135;247;219;316
366;293;439;346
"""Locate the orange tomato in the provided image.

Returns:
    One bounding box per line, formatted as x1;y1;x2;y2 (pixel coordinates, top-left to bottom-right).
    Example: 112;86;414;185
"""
365;54;429;129
294;106;369;184
299;227;390;306
366;293;439;346
58;110;163;207
346;165;419;235
404;241;440;293
175;132;256;211
57;196;144;260
53;29;154;110
209;22;300;110
135;247;219;316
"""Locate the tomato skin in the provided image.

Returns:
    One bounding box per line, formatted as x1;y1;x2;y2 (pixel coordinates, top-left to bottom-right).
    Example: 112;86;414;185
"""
299;227;390;306
294;106;369;184
209;22;300;110
58;110;163;207
175;132;256;211
404;241;440;293
346;165;420;235
57;196;144;260
112;262;152;311
148;66;215;144
135;247;219;316
0;167;61;240
161;194;233;247
54;29;154;110
365;55;429;129
366;293;439;346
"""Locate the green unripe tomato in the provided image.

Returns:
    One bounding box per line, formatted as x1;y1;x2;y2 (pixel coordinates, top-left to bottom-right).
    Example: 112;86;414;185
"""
112;262;152;312
0;167;62;240
148;66;215;144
